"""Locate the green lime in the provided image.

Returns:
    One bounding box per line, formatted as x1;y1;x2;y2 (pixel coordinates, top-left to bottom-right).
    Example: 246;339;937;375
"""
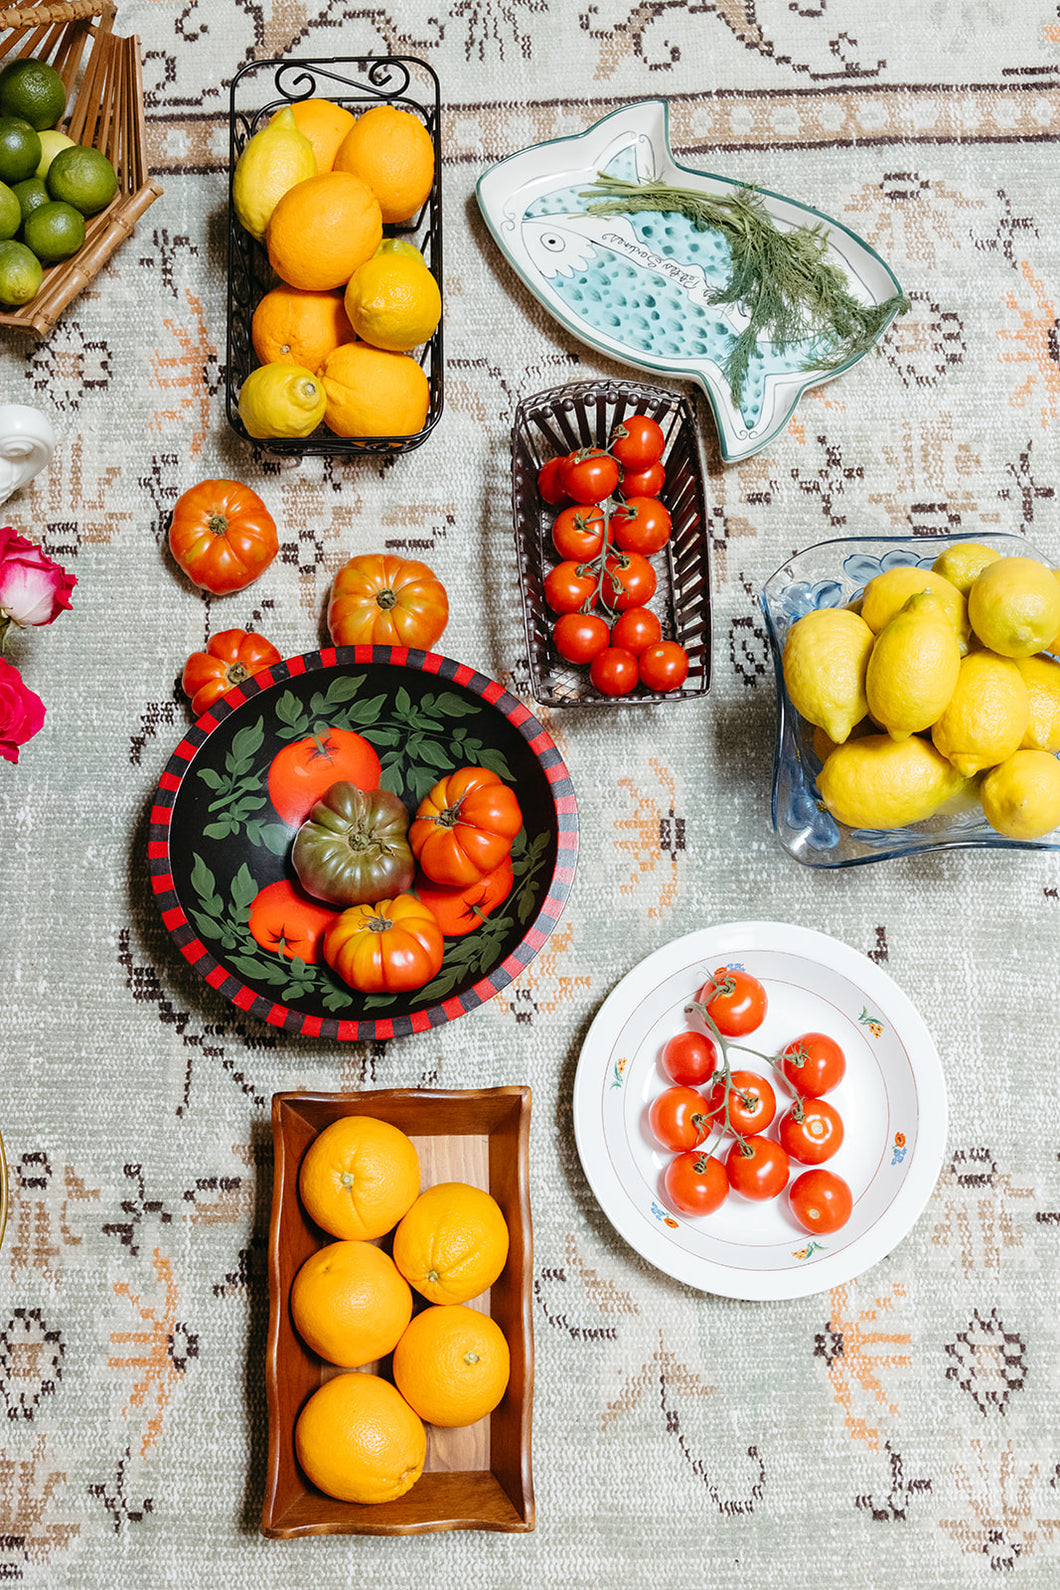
0;180;19;241
0;59;67;132
0;238;43;305
35;127;74;180
374;238;425;264
0;117;42;184
45;143;116;216
23;198;84;262
11;176;48;225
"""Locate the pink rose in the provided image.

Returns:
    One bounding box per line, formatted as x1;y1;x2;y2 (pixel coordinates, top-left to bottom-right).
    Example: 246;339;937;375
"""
0;526;76;628
0;657;45;763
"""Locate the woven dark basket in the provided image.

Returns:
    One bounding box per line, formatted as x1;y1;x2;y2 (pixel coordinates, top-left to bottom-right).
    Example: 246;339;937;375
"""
226;54;442;459
511;378;712;707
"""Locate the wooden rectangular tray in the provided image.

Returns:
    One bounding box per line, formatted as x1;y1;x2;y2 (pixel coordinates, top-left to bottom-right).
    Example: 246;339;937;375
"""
262;1087;534;1536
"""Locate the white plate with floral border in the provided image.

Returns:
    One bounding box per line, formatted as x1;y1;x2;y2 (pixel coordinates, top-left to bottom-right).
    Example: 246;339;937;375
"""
572;921;946;1300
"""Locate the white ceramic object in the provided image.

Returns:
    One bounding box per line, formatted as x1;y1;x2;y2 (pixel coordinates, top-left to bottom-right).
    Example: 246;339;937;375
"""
572;921;947;1300
477;101;905;463
0;404;56;506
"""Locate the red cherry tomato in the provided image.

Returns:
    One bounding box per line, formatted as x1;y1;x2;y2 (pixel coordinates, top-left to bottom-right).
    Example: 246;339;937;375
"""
789;1169;853;1234
659;1029;719;1088
610;413;665;470
552;503;607;562
778;1098;845;1165
665;1150;728;1217
553;611;610;665
544;560;598;615
726;1135;790;1201
611;496;672;555
648;1085;709;1152
620;460;666;498
604;551;657;613
705;1070;776;1136
589;645;639;696
537;456;570;506
696;966;768;1037
779;1032;846;1097
610;606;662;656
561;449;620;505
639;641;689;693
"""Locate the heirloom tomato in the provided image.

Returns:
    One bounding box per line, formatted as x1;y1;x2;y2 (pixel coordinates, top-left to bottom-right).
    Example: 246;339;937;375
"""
604;551;656;612
619;460;665;498
589;645;638;696
553;612;610;665
664;1150;728;1217
705;1070;776;1136
327;553;449;650
648;1085;709;1152
409;766;523;886
789;1169;853;1234
610;606;661;656
696;966;767;1037
639;641;689;693
611;496;672;556
659;1029;718;1088
292;782;416;906
778;1098;844;1165
247;879;336;964
168;479;279;595
551;503;607;562
725;1135;789;1201
323;893;444;994
561;448;620;505
609;413;665;470
268;727;382;827
413;855;513;937
181;628;282;716
537;456;569;506
779;1032;846;1097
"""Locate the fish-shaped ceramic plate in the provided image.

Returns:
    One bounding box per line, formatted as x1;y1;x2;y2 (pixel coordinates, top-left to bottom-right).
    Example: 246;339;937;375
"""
477;101;905;463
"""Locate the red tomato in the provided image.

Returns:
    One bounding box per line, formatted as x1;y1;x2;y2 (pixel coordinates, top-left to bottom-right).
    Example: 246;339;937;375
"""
168;479;279;595
561;449;620;505
609;413;665;469
620;460;665;498
780;1032;846;1097
696;966;768;1037
603;551;657;612
247;879;336;963
659;1029;718;1088
610;606;661;656
589;645;638;696
778;1098;844;1165
537;456;570;506
181;628;282;716
553;611;610;665
648;1086;709;1152
544;560;598;615
268;727;382;827
611;496;672;555
789;1169;853;1234
665;1150;728;1217
639;641;689;693
705;1069;776;1136
726;1135;790;1201
551;503;607;562
412;856;513;937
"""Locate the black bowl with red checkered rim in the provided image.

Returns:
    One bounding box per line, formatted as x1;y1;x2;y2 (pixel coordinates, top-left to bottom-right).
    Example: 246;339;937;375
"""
148;647;579;1041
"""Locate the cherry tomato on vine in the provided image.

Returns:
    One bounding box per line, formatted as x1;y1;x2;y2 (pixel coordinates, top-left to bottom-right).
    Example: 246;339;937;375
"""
544;560;598;615
665;1150;728;1217
537;456;570;506
609;413;665;470
639;641;689;693
778;1098;844;1165
648;1085;710;1152
561;448;620;505
705;1069;776;1137
726;1135;790;1201
589;645;639;696
611;496;672;555
604;551;657;612
552;611;610;666
610;605;661;656
551;503;607;562
696;966;768;1037
779;1032;846;1097
619;460;666;498
659;1029;718;1088
789;1169;853;1234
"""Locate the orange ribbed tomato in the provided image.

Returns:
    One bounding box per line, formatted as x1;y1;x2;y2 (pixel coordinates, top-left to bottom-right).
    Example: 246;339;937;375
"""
327;553;448;650
323;893;444;994
180;627;282;716
409;767;523;887
168;479;279;595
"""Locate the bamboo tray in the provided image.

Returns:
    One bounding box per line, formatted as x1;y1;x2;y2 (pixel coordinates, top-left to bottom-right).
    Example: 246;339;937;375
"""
0;0;162;334
262;1088;535;1537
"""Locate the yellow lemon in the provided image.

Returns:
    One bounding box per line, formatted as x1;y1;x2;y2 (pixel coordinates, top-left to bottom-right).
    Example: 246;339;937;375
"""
34;128;74;181
930;541;1001;596
818;734;968;830
232;106;317;242
238;361;326;438
859;564;968;647
865;592;961;741
812;717;876;765
1015;653;1060;752
781;608;874;745
1043;568;1060;652
980;749;1060;840
967;555;1060;659
930;649;1029;776
343;251;441;352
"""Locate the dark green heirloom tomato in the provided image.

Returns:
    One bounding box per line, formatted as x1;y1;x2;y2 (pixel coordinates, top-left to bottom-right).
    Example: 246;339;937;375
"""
291;782;415;907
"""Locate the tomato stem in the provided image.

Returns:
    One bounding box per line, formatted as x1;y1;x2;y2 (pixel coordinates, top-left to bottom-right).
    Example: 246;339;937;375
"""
207;513;230;538
574;502;631;616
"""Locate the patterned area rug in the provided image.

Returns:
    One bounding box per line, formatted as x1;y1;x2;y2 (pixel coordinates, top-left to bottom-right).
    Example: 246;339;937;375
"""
1;3;1059;1586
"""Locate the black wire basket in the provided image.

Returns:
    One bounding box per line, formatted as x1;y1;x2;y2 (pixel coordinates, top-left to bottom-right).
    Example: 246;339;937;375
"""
226;54;443;458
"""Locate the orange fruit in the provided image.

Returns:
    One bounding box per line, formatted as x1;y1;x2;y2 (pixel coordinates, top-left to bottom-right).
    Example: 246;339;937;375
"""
392;1304;510;1428
299;1115;421;1241
272;97;355;173
334;104;435;224
320;341;430;438
251;284;355;371
290;1239;412;1367
266;170;382;291
392;1181;509;1305
295;1371;426;1504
